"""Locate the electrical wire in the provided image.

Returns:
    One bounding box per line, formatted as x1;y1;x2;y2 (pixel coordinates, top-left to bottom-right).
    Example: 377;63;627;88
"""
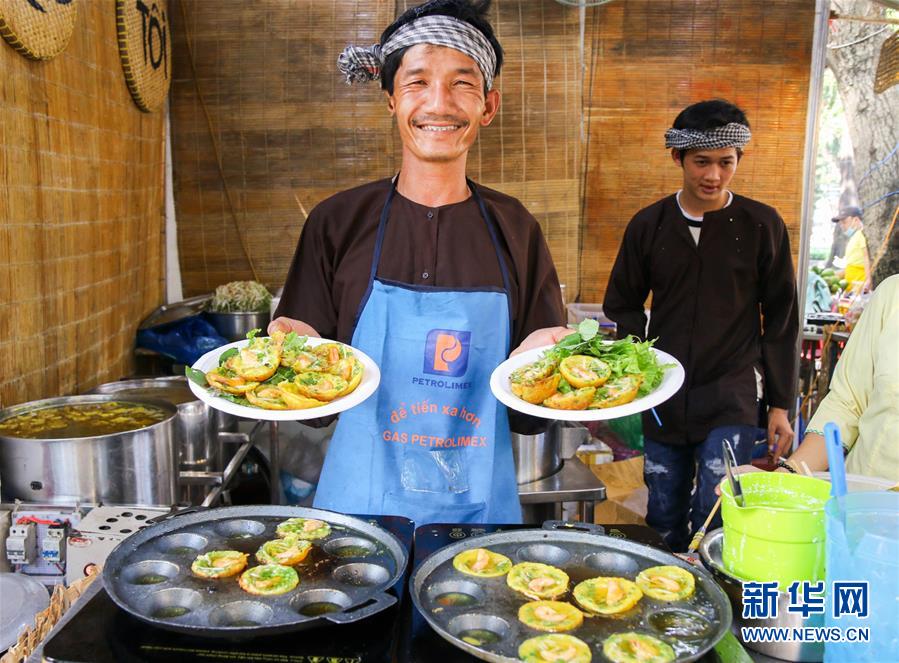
828;25;890;49
858;140;899;187
863;190;899;209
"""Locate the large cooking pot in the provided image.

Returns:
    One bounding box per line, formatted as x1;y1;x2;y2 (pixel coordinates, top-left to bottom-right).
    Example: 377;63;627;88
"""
90;376;234;470
204;310;271;342
511;420;589;484
0;395;179;506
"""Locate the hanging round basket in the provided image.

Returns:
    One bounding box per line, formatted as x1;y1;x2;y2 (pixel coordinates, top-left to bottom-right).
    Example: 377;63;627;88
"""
0;0;79;61
116;0;171;112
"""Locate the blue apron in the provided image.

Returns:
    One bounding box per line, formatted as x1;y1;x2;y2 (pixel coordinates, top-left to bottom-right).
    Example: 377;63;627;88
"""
313;179;522;525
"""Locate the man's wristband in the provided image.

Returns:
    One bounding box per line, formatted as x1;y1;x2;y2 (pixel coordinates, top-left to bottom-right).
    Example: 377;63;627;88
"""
776;459;798;474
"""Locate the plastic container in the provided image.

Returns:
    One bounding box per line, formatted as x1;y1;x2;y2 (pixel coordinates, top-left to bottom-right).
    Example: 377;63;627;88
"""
824;492;899;662
720;472;831;589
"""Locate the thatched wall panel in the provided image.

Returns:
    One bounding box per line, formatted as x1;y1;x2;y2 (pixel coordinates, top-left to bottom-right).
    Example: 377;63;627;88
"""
579;0;813;303
0;2;165;407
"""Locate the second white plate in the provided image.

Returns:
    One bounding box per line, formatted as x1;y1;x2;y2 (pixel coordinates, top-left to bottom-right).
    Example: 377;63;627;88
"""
489;345;684;421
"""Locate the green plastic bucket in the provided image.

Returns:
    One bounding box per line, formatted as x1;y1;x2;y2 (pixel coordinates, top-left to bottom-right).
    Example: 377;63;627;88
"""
720;472;831;590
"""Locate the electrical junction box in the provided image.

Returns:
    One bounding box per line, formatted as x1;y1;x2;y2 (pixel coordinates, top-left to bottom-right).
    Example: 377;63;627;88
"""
1;503;84;586
66;506;167;585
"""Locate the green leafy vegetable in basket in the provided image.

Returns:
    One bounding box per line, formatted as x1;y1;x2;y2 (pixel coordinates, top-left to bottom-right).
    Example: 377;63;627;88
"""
206;281;272;313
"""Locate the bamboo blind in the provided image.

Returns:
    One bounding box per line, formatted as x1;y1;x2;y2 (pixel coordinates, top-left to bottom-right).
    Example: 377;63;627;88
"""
0;2;166;407
170;0;582;296
579;0;813;302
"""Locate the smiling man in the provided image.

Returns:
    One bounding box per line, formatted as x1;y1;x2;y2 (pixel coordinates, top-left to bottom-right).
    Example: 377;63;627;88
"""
270;0;567;525
603;100;799;551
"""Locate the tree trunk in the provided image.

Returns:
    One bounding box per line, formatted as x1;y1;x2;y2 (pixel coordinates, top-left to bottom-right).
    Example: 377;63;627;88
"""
826;0;899;284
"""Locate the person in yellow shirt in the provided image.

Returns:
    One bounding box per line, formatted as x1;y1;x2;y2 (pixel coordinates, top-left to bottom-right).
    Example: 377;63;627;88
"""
832;207;870;292
732;274;899;482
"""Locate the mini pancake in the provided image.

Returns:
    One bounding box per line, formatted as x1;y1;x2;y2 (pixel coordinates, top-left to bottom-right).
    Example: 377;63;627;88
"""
636;565;695;601
205;368;259;395
588;375;643;409
543;386;596;411
191;550;248;579
559;355;611;388
510;357;558;383
602;632;675;663
245;385;290;410
312;342;350;367
271;330;314;369
518;634;592;663
276;517;331;540
452;548;513;578
224;336;281;382
507;562;570;600
518;601;584;633
573;577;642;615
333;357;363;395
293;371;349;402
255;537;313;566
512;373;562;405
238;564;299;596
276;382;329;409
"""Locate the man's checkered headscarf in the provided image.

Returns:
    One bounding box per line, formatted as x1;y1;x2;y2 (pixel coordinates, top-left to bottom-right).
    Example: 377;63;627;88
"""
664;123;752;151
337;15;498;90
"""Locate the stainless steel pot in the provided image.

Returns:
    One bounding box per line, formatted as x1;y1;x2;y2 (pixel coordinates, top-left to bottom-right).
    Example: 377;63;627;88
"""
204;310;271;342
89;377;232;470
0;395;179;506
510;421;589;484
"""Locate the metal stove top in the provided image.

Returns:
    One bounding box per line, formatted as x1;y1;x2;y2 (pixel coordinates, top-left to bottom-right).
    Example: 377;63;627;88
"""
38;514;414;663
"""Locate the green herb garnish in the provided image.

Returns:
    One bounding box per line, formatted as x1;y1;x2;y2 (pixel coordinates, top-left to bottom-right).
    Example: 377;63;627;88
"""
545;321;672;397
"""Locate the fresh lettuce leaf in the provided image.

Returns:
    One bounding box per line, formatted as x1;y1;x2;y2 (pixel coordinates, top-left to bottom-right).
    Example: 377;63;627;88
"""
546;333;672;397
281;331;308;355
185;366;207;387
218;347;239;366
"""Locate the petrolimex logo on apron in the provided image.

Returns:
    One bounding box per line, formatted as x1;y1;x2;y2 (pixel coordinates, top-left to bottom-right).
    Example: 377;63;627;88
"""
423;330;471;377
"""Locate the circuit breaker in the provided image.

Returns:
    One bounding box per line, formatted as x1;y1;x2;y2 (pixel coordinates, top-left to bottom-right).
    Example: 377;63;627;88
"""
6;523;37;565
41;526;67;563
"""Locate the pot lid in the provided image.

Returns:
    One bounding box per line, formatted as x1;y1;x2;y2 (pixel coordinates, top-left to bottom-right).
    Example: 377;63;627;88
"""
139;294;211;330
0;573;50;650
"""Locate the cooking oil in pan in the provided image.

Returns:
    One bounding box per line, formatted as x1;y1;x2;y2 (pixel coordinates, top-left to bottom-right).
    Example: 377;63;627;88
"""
435;592;478;607
458;629;502;646
152;606;192;619
299;602;342;617
332;545;372;558
647;609;712;639
134;574;169;585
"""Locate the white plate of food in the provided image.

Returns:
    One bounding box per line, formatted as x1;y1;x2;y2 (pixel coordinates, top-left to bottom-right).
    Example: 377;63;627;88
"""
489;338;684;422
187;332;380;421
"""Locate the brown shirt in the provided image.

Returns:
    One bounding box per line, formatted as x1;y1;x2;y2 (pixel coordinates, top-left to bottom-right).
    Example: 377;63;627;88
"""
275;178;565;350
603;194;799;445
